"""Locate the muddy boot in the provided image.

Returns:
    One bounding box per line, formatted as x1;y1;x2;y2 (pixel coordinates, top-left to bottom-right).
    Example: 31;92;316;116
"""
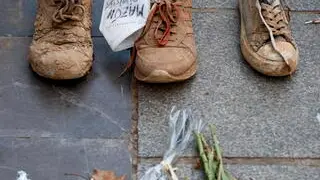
29;0;93;80
133;0;197;83
239;0;299;76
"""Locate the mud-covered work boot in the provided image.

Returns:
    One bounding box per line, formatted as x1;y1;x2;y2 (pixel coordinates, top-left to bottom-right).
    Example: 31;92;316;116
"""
239;0;299;76
29;0;93;80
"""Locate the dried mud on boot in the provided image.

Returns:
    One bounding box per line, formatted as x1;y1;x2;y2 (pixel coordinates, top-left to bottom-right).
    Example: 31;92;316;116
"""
29;0;93;80
239;0;299;76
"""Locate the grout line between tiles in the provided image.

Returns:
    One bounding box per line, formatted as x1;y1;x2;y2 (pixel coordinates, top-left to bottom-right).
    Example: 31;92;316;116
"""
139;156;320;167
129;76;140;180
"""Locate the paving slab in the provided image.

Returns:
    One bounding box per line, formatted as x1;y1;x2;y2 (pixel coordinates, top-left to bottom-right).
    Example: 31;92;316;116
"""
138;11;320;158
0;0;104;37
193;0;320;10
1;1;318;37
0;0;36;37
138;163;320;180
151;0;320;10
285;0;320;11
0;1;133;179
0;138;131;180
0;37;131;138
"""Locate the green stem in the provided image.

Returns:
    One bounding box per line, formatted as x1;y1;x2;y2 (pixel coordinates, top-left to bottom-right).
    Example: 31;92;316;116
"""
211;143;217;178
210;125;225;180
210;125;236;180
194;133;212;180
200;134;215;180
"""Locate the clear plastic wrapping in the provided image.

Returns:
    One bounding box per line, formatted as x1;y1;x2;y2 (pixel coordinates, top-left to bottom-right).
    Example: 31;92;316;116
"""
140;107;203;180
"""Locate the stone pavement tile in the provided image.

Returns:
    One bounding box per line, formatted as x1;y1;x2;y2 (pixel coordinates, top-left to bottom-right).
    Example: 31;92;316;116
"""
138;11;320;158
192;0;320;10
0;37;131;138
193;0;236;9
0;138;131;180
0;0;36;36
138;163;320;180
0;0;104;37
1;0;318;37
92;0;104;37
286;0;320;11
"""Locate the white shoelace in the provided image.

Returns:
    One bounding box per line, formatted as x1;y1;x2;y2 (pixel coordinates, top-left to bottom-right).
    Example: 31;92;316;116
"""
256;0;292;68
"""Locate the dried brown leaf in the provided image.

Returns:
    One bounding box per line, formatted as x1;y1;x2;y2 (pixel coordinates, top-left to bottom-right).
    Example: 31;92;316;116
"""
90;169;126;180
194;158;202;169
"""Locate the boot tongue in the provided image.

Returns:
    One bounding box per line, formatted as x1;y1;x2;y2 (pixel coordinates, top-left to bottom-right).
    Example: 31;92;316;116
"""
260;0;280;5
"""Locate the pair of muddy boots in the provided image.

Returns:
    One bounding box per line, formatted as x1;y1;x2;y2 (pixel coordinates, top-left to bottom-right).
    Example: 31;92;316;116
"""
29;0;298;82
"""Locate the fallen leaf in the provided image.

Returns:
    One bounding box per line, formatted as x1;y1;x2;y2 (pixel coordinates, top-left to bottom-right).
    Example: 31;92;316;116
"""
91;169;126;180
194;159;202;169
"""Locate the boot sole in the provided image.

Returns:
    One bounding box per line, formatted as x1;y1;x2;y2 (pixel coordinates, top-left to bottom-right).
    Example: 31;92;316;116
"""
30;61;92;80
134;62;197;83
239;0;299;76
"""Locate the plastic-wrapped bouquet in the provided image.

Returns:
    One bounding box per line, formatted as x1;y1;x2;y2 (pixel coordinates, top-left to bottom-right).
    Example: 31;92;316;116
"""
194;124;237;180
140;107;203;180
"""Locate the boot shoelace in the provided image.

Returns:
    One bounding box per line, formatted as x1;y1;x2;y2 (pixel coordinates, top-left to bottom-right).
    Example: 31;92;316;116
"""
120;0;182;76
260;2;290;37
256;0;295;70
150;0;182;46
52;0;85;23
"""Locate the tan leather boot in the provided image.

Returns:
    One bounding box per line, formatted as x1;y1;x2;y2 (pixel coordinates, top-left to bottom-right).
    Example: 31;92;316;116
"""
29;0;93;80
133;0;197;83
239;0;299;76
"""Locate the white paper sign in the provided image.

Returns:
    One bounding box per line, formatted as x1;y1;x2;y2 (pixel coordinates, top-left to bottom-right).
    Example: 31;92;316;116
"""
99;0;150;52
